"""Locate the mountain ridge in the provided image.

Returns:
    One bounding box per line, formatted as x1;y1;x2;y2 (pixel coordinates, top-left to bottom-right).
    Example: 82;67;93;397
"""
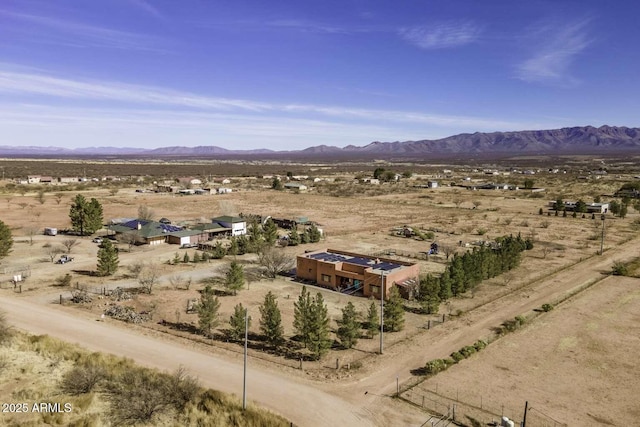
1;125;639;157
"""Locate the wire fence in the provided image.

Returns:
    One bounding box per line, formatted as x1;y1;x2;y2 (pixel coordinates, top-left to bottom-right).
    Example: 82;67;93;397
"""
402;383;568;427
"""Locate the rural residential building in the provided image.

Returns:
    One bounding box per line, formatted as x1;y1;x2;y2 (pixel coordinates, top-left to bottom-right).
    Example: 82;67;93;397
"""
108;219;185;245
27;175;41;184
427;180;438;188
296;249;419;300
212;216;246;236
284;182;308;191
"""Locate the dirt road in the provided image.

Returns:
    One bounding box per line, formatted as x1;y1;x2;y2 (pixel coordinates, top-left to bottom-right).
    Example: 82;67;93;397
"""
0;297;372;427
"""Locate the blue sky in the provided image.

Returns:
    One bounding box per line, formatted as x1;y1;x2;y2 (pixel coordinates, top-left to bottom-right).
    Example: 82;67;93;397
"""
1;0;640;150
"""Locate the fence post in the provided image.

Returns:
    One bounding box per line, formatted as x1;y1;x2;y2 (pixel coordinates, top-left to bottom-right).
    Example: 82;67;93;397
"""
428;320;431;329
59;294;62;305
336;358;339;370
299;358;303;370
19;284;22;293
442;314;445;322
422;395;425;407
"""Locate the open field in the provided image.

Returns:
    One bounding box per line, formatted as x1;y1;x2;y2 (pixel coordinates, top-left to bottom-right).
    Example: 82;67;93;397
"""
404;275;640;426
1;158;639;426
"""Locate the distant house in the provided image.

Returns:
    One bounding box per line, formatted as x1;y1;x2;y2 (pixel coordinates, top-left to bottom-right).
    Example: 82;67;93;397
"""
27;175;41;184
217;187;233;194
284;182;307;191
108;219;185;245
39;176;53;184
427;181;438;188
221;178;231;184
177;177;202;186
362;178;380;185
59;177;79;184
191;222;232;239
212;216;246;236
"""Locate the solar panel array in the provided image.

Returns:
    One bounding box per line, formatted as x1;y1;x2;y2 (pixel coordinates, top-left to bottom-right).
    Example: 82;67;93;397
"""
120;219;182;233
307;252;402;271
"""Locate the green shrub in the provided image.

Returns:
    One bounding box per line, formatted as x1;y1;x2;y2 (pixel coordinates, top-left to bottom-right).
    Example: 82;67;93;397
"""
541;303;554;312
515;315;526;326
424;359;449;375
450;352;464;363
459;346;477;358
611;261;629;276
473;340;487;351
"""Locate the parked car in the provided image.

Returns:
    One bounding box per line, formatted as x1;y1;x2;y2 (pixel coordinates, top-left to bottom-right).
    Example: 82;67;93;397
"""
92;237;103;243
56;255;74;264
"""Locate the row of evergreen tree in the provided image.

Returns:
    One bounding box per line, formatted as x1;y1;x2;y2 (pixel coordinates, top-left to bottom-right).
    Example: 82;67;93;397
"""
197;285;406;360
417;234;533;314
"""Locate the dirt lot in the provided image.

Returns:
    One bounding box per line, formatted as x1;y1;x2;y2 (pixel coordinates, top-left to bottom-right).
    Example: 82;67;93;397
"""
406;275;640;426
1;167;639;425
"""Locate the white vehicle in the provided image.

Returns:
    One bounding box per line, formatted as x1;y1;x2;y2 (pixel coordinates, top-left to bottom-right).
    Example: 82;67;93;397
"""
92;237;103;243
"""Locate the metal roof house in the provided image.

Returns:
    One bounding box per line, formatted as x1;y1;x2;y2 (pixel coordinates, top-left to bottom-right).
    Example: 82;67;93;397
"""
212;216;246;236
296;249;419;300
108;219;186;245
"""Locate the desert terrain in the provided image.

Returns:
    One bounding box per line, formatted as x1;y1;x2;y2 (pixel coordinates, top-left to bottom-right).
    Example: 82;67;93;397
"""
0;157;639;426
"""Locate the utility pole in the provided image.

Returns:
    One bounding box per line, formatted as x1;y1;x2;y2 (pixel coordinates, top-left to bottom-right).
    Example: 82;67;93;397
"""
242;308;248;410
522;400;528;427
379;271;384;354
599;214;606;255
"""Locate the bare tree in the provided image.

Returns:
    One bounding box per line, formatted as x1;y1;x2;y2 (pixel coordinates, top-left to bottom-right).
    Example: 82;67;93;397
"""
26;227;38;246
441;245;455;260
453;198;463;209
472;200;482;209
137;205;154;221
36;190;46;205
46;246;65;263
120;231;140;251
109;188;119;196
18;202;28;210
257;246;295;278
62;238;80;253
168;274;184;290
127;261;144;279
54;193;64;205
138;265;160;294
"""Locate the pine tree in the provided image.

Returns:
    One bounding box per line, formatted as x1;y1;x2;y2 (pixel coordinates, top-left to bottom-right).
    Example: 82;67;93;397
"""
225;260;245;295
336;302;360;349
307;224;322;243
192;251;201;263
197;285;220;336
182;252;190;263
383;287;405;332
417;275;440;314
0;220;13;261
288;225;300;246
69;194;103;236
308;293;332;359
438;270;452;301
228;303;251;341
227;237;239;256
259;291;284;348
263;218;278;245
366;302;379;339
96;239;119;276
271;177;283;190
293;286;312;347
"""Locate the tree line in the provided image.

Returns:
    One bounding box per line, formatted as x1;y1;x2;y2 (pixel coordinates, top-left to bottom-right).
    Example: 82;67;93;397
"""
196;285;406;360
417;234;533;314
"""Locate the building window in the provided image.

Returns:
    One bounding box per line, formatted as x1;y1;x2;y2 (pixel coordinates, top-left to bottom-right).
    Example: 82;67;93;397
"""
321;274;331;283
371;285;380;295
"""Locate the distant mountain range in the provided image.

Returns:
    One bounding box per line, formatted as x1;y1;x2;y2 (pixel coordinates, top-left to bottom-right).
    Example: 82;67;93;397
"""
2;126;639;158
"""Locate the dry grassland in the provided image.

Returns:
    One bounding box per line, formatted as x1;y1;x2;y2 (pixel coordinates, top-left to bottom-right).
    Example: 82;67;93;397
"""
1;164;639;425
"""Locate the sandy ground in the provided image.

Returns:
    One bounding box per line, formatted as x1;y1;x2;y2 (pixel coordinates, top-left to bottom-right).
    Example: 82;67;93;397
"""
408;275;640;426
1;182;639;426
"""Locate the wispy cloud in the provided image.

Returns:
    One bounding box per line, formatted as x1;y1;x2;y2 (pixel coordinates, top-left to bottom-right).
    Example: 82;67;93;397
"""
0;9;165;52
127;0;164;20
265;19;367;35
0;66;554;151
399;21;482;49
516;18;592;84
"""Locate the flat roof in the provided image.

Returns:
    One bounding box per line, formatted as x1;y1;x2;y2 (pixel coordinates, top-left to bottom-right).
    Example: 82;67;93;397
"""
306;251;405;272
